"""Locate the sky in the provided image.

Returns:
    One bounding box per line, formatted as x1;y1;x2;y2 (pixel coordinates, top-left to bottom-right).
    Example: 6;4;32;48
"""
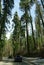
6;0;36;39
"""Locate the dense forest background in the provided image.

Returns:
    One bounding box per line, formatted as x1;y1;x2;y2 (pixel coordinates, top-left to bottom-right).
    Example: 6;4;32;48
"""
0;0;44;59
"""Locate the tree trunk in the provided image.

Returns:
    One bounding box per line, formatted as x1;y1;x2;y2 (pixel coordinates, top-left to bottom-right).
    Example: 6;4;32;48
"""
26;21;29;55
39;11;44;27
31;20;36;49
19;20;22;53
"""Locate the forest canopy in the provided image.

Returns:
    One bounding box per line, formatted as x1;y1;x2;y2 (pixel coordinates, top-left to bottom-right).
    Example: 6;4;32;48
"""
0;0;44;58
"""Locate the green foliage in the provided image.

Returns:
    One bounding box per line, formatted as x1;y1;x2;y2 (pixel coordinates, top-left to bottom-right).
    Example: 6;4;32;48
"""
0;0;14;58
0;0;44;57
20;0;30;11
12;12;21;56
12;12;20;42
20;0;36;55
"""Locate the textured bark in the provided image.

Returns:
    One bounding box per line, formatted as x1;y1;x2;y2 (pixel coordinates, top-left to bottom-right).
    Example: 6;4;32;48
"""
31;19;36;49
26;21;29;55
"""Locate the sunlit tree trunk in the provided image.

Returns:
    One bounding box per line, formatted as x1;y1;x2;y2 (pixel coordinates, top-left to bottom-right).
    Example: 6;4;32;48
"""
36;1;44;34
31;17;36;49
25;11;29;54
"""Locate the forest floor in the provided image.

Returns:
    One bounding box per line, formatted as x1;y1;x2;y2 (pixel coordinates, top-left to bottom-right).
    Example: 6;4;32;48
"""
23;57;44;65
0;57;44;65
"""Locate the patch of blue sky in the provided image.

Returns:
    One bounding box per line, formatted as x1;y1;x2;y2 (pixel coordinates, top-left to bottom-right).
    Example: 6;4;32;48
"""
12;0;23;18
